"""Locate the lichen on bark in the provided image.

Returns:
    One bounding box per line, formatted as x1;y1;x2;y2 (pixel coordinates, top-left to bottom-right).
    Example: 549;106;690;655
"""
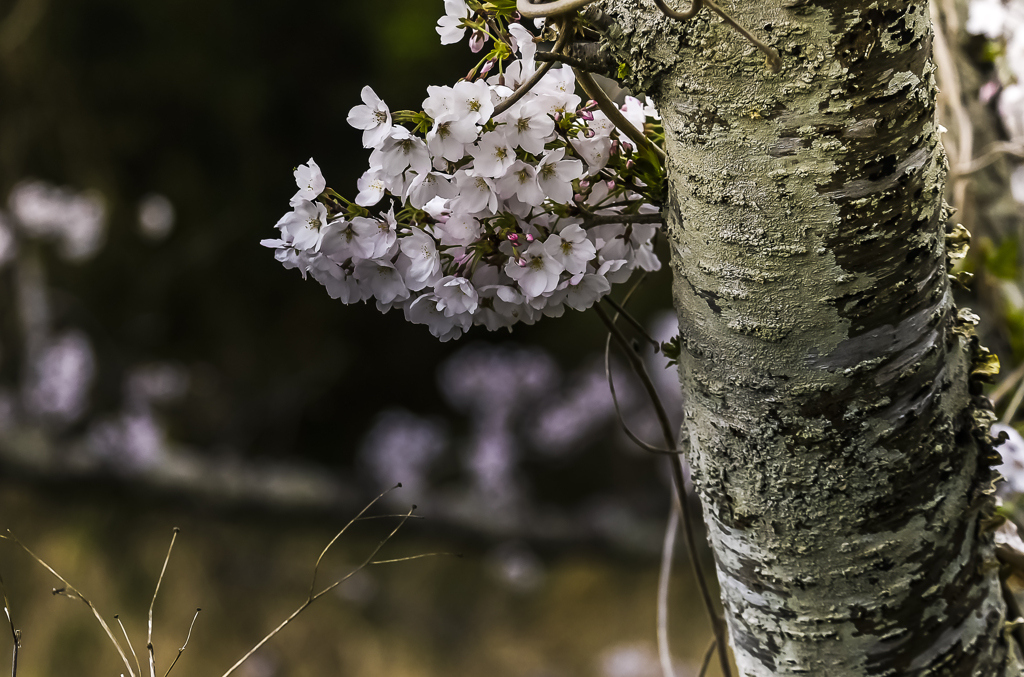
597;0;1024;673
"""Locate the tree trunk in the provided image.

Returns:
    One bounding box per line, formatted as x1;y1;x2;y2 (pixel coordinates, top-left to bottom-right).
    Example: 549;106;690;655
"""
600;0;1022;673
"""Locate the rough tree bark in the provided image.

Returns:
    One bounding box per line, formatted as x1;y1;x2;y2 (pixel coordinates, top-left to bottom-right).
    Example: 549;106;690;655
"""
595;0;1023;674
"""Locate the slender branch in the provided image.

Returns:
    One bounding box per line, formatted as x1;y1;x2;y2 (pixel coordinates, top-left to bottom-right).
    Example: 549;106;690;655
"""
535;50;594;73
604;334;678;455
601;296;659;348
593;307;732;677
517;0;600;19
0;571;18;677
657;505;679;677
993;362;1024;406
951;142;1024;177
697;638;717;677
149;527;179;677
162;609;200;677
115;615;143;677
652;0;703;21
573;68;667;163
1;531;136;677
582;212;663;227
308;484;400;600
1002;374;1024;426
220;504;415;677
703;0;781;72
493;18;572;118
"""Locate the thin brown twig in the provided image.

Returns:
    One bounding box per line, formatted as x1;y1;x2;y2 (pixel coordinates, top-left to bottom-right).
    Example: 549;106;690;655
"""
657;504;679;677
162;608;200;677
493;17;572;118
148;527;179;677
573;67;667;163
703;0;780;72
653;0;703;21
370;552;457;564
1;531;136;677
517;0;599;18
1002;375;1024;426
115;615;142;677
220;502;415;677
994;362;1024;406
593;306;732;677
0;571;19;677
603;334;679;455
601;296;659;348
698;638;718;677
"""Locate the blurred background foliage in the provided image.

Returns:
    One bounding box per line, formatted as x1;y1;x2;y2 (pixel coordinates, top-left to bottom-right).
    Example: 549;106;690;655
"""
2;0;1024;674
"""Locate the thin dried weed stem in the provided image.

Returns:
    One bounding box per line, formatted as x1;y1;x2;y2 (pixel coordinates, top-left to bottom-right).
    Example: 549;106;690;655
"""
148;527;179;677
1;571;19;677
657;505;679;677
0;531;136;677
162;608;200;677
220;488;413;677
115;614;143;677
698;638;717;677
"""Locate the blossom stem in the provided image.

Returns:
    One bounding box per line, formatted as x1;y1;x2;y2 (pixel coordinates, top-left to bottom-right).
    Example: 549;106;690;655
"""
572;67;667;164
492;17;572;118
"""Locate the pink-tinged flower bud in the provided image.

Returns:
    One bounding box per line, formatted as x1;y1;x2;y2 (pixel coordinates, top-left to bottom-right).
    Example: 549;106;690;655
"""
525;233;535;242
580;180;590;190
626;159;635;170
584;128;595;138
606;180;616;191
517;258;527;267
621;141;634;153
508;233;519;242
579;110;594;121
481;59;496;75
470;30;486;53
585;100;597;110
609;140;620;156
574;193;584;202
553;112;563;123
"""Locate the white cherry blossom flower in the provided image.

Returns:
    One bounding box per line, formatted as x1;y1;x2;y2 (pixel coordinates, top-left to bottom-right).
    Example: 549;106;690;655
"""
405;294;472;341
452;80;495;122
291;158;325;205
309;255;364;303
436;0;471;45
347;87;393;149
435;211;481;246
507;23;537;73
570;133;613;174
427;115;479;163
356;168;387;206
379;127;431;177
537;148;584;203
352;210;398;259
406;171;458;209
452;170;499;213
319;219;374;262
496;161;544;206
354;259;410;305
435;275;479;316
471;131;516;178
504;240;564;298
564;273;611;311
544;224;596;275
278;200;328;251
399;227;442;290
500;99;555;154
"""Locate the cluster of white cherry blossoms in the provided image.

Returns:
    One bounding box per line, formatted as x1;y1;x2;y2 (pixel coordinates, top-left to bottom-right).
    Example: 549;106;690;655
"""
263;0;665;341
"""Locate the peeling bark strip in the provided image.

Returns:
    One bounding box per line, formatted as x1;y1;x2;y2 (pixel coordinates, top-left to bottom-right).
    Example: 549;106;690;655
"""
600;0;1022;674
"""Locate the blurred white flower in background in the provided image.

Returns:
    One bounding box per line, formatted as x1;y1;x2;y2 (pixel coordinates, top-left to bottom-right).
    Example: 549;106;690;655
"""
23;330;95;423
138;193;175;241
8;180;106;261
